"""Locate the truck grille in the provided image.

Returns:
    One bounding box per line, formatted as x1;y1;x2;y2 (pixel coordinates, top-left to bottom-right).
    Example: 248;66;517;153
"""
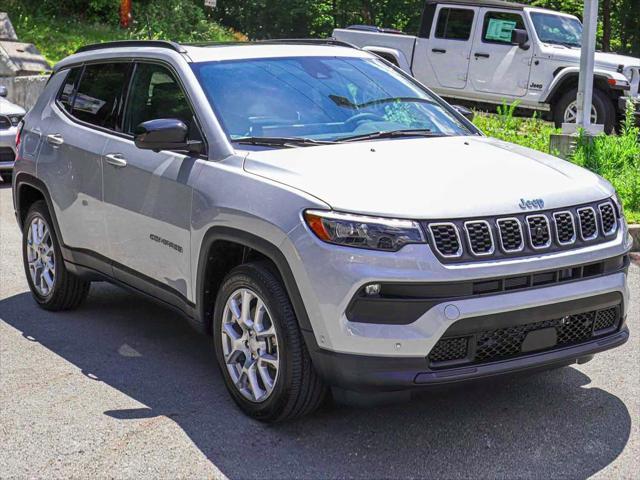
428;305;620;366
424;200;617;262
0;147;15;162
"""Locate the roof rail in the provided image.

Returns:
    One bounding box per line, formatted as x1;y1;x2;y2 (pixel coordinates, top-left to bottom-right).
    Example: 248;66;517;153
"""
75;40;187;54
256;38;359;49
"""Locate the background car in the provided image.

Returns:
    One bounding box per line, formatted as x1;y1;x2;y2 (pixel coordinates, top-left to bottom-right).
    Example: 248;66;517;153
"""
0;85;26;184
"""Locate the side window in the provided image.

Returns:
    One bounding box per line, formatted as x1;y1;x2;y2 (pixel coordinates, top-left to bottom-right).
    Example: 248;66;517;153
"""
435;8;475;40
124;63;201;141
72;63;129;129
482;11;526;44
57;67;82;113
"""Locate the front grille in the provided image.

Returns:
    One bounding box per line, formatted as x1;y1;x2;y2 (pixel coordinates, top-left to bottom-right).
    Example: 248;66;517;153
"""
553;211;576;245
465;221;493;255
428;305;620;366
578;207;598;240
526;215;551;248
0;147;15;162
422;199;618;263
598;202;617;235
429;223;461;257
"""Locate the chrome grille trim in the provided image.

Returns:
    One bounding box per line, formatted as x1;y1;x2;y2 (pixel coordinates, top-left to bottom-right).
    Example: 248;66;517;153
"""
496;217;524;253
577;207;598;241
428;222;463;258
552;210;577;245
525;214;551;250
598;201;618;236
464;220;495;256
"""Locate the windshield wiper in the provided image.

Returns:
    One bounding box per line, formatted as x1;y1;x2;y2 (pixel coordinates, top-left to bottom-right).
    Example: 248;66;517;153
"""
233;136;336;148
337;129;443;142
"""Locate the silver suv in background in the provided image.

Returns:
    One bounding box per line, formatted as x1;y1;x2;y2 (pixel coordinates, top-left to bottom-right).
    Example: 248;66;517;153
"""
0;85;26;183
13;40;632;422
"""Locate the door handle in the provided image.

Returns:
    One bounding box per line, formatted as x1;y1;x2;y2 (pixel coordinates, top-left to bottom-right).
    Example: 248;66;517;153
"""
474;52;490;58
432;48;446;54
105;153;128;168
46;134;64;146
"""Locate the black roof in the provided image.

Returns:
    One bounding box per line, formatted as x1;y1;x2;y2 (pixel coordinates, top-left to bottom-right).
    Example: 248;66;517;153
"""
426;0;528;10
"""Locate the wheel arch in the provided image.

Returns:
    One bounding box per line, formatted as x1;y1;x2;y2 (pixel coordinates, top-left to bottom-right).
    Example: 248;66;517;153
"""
13;173;61;237
543;69;620;106
195;226;314;337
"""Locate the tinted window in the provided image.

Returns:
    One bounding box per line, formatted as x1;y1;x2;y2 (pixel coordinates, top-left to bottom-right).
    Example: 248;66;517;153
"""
482;12;526;44
72;63;128;129
435;8;475;40
124;63;200;140
58;67;82;113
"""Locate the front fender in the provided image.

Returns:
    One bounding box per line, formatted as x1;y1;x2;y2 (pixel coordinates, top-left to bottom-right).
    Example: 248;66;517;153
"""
542;67;629;103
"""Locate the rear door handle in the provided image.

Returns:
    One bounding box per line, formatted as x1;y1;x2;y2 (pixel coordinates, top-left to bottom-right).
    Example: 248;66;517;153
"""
474;52;490;58
432;48;446;54
105;153;128;168
46;134;64;146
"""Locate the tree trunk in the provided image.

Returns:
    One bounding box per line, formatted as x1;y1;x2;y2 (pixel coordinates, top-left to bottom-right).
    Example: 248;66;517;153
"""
120;0;132;29
602;0;611;51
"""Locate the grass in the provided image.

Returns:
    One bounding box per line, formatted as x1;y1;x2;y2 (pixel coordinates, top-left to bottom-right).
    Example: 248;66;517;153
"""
11;13;239;66
473;103;640;224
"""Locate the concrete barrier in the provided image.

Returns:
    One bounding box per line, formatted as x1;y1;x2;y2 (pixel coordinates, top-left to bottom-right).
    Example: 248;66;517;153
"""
629;224;640;252
0;74;48;110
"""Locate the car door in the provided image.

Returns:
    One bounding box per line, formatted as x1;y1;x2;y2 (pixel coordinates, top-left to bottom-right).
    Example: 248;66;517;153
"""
102;61;202;301
36;63;129;262
468;8;533;97
425;5;477;90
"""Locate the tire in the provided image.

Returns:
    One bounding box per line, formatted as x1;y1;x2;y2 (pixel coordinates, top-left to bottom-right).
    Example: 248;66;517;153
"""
1;172;11;184
213;262;326;422
553;87;616;133
22;200;90;310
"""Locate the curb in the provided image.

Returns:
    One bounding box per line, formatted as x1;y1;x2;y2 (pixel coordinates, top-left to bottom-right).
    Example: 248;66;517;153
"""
629;224;640;252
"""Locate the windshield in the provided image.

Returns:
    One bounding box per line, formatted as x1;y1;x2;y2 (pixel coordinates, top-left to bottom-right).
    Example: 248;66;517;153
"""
530;12;582;48
191;56;473;145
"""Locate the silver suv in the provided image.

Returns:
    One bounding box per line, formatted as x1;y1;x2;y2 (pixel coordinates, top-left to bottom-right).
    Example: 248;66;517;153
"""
13;40;632;422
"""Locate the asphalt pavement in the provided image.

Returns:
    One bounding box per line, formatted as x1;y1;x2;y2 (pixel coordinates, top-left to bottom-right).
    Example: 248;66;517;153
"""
1;181;639;479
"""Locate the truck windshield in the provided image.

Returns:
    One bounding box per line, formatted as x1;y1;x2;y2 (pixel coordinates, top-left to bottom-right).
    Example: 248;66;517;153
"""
191;56;473;145
530;12;582;48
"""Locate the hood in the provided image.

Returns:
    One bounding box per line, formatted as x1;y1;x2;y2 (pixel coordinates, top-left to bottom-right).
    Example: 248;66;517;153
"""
550;47;640;70
0;97;26;116
243;136;613;219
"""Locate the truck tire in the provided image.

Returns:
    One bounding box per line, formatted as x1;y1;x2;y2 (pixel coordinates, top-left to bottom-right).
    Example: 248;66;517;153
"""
553;87;616;133
22;200;91;310
213;262;326;422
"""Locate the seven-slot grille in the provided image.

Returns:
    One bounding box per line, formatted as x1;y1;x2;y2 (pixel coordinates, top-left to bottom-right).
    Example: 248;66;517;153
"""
424;200;618;262
428;305;620;366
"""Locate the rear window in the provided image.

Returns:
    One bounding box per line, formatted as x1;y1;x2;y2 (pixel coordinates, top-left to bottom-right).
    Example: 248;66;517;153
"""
57;67;82;113
69;63;129;130
435;8;475;40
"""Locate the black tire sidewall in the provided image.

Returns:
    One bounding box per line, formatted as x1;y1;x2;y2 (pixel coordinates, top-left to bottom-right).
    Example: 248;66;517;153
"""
22;201;65;305
554;87;615;133
212;264;299;420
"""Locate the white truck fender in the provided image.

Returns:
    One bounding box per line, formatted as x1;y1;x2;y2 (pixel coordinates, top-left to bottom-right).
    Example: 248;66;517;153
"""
361;46;413;74
542;66;629;103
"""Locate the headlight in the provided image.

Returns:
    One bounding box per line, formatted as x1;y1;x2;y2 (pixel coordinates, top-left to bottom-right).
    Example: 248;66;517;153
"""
304;210;426;251
613;193;626;219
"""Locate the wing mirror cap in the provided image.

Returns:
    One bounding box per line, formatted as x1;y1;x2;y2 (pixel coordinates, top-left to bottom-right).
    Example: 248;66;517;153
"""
453;105;474;122
511;29;530;50
134;118;203;154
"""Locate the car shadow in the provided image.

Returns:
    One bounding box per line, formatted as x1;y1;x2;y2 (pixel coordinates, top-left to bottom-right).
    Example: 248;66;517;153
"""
0;284;632;479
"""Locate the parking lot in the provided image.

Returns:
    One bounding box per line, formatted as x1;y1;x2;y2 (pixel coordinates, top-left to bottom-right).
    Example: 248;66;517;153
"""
1;182;639;479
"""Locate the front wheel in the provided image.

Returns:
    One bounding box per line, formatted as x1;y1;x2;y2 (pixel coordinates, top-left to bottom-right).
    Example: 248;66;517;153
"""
553;87;616;133
213;262;326;422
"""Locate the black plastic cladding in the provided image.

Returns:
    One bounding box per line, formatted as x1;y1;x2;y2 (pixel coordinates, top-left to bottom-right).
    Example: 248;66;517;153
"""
423;200;616;263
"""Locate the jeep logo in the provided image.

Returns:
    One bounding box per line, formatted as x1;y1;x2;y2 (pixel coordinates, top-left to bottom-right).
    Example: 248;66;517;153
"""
519;198;545;210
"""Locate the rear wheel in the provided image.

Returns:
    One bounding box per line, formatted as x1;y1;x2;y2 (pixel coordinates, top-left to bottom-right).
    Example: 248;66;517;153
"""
22;200;90;310
553;87;616;133
213;262;326;422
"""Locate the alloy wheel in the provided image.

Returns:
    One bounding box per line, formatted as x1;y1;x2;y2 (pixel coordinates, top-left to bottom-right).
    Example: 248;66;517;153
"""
26;216;56;297
564;101;598;124
221;288;280;402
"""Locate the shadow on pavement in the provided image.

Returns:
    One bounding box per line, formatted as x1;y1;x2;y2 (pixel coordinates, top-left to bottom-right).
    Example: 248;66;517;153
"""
0;284;631;479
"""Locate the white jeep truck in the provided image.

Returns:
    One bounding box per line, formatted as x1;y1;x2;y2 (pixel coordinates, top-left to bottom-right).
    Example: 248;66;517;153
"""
333;0;640;132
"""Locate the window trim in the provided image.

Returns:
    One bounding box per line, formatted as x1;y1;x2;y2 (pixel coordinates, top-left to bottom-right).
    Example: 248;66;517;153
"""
481;10;527;46
433;6;476;42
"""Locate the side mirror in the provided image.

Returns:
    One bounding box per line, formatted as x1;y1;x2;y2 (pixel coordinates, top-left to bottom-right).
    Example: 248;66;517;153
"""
134;118;203;154
0;86;8;98
453;105;474;122
511;29;530;50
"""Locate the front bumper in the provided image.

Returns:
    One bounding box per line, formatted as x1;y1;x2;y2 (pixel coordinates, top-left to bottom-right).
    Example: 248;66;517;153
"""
0;127;17;171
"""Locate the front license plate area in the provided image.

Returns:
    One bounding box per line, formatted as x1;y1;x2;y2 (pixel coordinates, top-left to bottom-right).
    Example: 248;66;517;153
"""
521;327;558;353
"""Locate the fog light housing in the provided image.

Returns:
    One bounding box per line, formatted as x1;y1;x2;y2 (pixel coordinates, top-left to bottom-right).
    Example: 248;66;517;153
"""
364;283;381;296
